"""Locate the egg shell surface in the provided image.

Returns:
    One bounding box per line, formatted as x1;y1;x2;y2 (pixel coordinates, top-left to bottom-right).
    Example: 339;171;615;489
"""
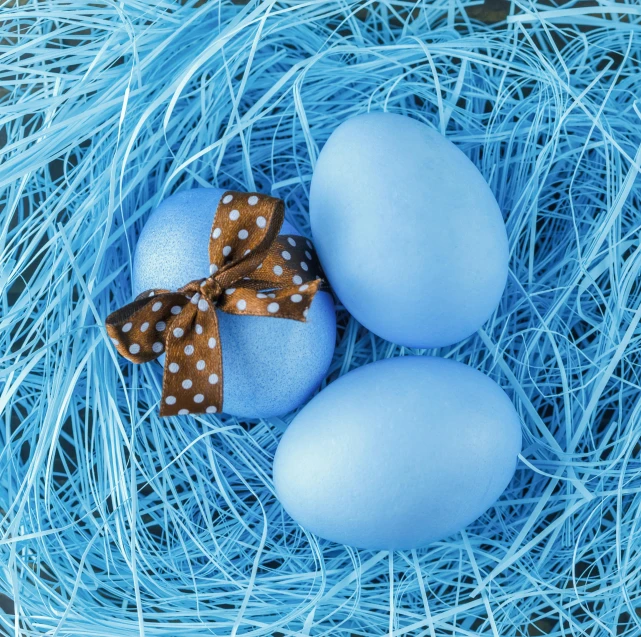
132;188;336;419
273;356;521;550
310;112;509;348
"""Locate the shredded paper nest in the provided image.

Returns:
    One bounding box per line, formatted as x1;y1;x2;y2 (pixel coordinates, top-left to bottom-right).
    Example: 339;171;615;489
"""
1;1;641;635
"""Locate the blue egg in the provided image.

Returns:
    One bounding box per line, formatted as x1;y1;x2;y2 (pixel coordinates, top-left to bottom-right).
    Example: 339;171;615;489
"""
133;188;336;418
310;112;509;348
273;356;521;549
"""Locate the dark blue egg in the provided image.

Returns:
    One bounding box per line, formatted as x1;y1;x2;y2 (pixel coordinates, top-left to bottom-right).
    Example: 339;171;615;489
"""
133;188;336;418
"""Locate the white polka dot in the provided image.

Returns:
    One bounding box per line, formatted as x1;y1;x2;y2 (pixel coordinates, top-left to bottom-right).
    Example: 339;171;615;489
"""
209;264;218;275
236;299;247;311
169;363;180;373
303;308;309;318
256;292;267;299
195;324;203;335
225;288;236;295
281;250;291;260
122;322;132;333
140;322;149;332
248;195;259;205
268;293;276;298
200;280;207;287
300;262;308;271
208;373;219;385
166;396;176;405
222;194;233;204
173;327;184;338
212;227;222;239
238;229;248;240
299;284;309;292
156;321;166;332
306;239;312;248
229;209;240;221
222;246;231;257
244;249;251;256
152;302;162;312
291;294;302;303
208;337;216;349
256;216;266;228
292;275;303;285
206;406;217;413
178;409;190;416
152;342;163;353
256;263;263;269
194;394;204;403
182;379;192;389
184;345;194;356
305;250;312;260
198;299;209;312
148;291;155;297
287;237;297;247
196;360;206;370
190;293;201;305
267;302;279;313
273;265;283;276
111;338;119;346
171;305;182;315
129;343;140;354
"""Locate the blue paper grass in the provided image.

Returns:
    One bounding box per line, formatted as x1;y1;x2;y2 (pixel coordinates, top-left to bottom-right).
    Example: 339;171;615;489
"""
2;0;641;634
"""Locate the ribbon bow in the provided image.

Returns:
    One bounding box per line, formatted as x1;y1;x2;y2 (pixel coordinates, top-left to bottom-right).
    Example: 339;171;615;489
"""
106;191;325;417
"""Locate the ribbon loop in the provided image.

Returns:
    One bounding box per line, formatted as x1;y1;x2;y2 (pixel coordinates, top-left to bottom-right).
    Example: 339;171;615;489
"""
106;191;327;417
106;291;191;364
208;192;285;289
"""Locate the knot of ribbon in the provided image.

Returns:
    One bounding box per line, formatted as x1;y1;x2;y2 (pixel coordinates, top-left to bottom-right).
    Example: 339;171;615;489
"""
106;191;325;417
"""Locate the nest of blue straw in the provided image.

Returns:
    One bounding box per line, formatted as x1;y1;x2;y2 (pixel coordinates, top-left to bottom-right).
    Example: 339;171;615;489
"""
2;0;641;634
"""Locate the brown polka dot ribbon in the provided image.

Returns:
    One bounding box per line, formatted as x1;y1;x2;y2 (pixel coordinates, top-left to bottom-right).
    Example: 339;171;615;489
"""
106;191;325;417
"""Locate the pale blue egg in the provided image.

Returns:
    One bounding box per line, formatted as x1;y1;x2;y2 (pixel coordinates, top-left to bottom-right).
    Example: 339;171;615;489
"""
132;188;336;418
273;356;521;550
310;112;509;348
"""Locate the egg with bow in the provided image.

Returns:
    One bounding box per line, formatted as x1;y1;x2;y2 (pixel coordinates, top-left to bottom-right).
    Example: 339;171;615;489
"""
131;187;336;418
273;356;521;550
310;112;509;348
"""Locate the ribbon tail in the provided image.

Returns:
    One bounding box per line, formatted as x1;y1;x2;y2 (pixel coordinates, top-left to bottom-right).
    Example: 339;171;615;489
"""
159;299;223;417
